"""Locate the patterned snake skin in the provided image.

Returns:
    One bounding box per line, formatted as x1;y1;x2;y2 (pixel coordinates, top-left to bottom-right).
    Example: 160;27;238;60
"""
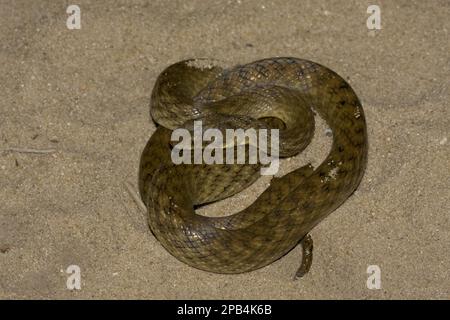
138;57;368;276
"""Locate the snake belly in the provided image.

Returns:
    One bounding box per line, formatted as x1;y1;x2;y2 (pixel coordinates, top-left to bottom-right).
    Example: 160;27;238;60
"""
138;57;368;274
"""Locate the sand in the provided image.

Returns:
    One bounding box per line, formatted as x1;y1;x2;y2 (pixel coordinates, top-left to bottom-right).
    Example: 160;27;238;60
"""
0;0;448;299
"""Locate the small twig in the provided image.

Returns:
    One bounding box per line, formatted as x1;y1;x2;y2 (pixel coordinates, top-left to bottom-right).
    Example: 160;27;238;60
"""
123;181;147;214
3;147;56;154
116;185;145;233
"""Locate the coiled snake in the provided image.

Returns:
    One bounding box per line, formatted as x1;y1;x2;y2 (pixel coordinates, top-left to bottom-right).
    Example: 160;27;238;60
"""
138;57;368;277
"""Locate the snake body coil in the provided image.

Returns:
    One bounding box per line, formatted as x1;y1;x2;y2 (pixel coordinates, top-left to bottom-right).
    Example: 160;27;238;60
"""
139;57;368;275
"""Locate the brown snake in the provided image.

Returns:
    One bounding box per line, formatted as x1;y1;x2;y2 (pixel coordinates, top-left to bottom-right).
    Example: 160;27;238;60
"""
138;57;368;277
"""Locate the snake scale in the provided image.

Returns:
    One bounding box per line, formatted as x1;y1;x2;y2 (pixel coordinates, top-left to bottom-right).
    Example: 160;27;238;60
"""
138;57;368;277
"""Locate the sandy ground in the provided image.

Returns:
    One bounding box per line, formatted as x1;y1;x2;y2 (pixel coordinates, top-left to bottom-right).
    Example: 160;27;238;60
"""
0;0;449;299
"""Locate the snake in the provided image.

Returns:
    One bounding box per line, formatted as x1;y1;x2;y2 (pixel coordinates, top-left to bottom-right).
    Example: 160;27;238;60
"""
138;57;368;277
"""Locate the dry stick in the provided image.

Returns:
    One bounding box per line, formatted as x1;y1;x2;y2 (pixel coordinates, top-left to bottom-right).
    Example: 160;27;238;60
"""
116;184;148;234
117;185;141;228
123;181;147;214
4;147;56;154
